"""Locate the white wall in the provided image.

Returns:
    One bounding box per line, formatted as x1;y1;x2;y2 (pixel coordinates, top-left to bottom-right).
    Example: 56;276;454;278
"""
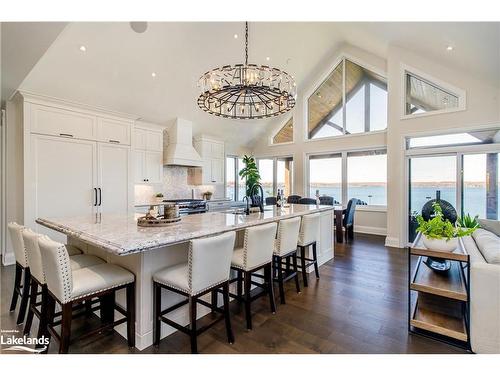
252;43;500;245
385;45;500;247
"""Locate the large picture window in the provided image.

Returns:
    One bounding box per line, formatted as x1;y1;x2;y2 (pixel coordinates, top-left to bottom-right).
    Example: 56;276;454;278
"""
225;156;246;201
308;149;387;206
307;58;387;140
257;156;294;198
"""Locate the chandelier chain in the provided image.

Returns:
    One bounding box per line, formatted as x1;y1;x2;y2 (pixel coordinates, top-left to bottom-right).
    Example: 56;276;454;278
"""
245;21;248;66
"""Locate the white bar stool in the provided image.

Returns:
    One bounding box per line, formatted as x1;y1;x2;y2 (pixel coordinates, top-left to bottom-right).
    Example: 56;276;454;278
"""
38;236;135;354
152;231;236;354
297;213;321;287
22;229;105;338
7;222;83;326
273;217;302;304
229;222;278;330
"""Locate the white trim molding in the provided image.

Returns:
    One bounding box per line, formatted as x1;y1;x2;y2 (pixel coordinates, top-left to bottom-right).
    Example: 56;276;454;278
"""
355;225;386;236
385;236;402;249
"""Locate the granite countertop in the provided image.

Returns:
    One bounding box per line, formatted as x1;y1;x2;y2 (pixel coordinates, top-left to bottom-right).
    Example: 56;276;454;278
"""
36;205;333;256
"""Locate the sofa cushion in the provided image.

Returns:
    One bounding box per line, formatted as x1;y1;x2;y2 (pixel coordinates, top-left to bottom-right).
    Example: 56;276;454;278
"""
478;219;500;237
472;229;500;264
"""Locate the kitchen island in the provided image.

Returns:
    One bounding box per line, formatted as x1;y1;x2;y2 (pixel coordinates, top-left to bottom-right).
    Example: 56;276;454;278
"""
36;204;334;350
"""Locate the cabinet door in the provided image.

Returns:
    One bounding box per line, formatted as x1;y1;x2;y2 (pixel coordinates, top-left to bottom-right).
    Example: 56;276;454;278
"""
133;128;147;150
98;143;131;214
146;131;163;152
30;104;97;140
29;135;98;241
211;159;224;183
202;159;213;183
133;150;146;183
211;142;224;159
97;117;131;145
145;151;163;183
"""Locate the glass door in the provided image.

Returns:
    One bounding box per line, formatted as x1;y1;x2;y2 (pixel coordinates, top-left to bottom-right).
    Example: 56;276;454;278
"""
408;155;457;242
277;157;293;197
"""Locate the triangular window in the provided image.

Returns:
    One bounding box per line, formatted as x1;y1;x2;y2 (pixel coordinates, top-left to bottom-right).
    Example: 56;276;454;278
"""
272;117;293;144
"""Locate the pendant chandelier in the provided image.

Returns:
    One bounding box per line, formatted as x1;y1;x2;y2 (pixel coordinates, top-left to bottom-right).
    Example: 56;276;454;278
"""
197;22;297;120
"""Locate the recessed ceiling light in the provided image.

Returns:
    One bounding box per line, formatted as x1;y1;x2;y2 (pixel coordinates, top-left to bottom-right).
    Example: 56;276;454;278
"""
266;57;270;61
151;72;157;78
234;34;238;39
79;45;87;52
446;45;454;51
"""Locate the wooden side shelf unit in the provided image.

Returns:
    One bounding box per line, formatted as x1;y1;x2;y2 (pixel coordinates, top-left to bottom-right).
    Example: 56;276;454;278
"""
408;233;471;349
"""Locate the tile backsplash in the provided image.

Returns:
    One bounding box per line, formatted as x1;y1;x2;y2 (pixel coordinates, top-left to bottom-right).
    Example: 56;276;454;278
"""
134;166;223;204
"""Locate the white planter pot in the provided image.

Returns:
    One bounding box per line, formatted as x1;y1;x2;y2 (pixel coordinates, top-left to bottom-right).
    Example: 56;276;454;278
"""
422;235;458;252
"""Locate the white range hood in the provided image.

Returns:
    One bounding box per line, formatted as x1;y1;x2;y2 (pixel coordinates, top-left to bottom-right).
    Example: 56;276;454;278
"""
164;118;203;167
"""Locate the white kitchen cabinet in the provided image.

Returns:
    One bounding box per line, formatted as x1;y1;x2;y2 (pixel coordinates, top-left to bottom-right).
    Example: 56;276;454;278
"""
97;117;132;145
30;103;97;140
133;125;164;184
28;134;99;241
194;136;225;185
98;143;131;214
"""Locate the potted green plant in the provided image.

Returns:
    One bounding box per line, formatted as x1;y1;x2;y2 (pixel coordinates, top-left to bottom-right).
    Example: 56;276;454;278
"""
238;155;261;197
456;213;479;230
416;202;476;252
155;192;164;203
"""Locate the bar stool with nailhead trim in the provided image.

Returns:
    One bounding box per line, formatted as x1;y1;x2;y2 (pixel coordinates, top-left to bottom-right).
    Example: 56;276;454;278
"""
152;231;236;354
297;213;321;287
7;222;83;326
38;236;135;354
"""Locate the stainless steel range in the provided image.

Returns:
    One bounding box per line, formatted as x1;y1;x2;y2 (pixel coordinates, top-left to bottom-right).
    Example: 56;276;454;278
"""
162;199;207;215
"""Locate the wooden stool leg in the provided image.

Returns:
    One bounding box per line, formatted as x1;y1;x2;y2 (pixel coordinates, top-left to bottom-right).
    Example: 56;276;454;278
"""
126;283;136;348
222;282;234;344
100;292;115;324
300;246;308;287
236;269;243;299
36;286;49;349
153;282;161;347
9;263;22;312
23;279;38;335
211;290;218;314
189;296;198;354
42;293;56;354
276;256;286;304
265;264;276;314
244;271;252;330
312;242;320;279
292;253;301;294
59;302;73;354
17;268;31;325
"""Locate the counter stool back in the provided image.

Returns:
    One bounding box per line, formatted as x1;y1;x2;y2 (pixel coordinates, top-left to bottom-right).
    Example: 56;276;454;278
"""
7;222;31;325
38;236;135;353
21;229;105;339
273;217;302;304
153;231;236;353
230;222;278;330
297;213;321;287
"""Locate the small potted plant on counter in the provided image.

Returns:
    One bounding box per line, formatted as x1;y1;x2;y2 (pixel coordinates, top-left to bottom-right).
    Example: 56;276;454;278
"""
202;190;213;200
416;202;477;252
155;193;164;203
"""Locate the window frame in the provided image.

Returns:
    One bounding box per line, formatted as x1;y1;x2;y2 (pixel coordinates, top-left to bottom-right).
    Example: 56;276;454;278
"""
303;53;388;143
400;64;467;120
256;155;295;197
305;146;388;208
225;155;245;201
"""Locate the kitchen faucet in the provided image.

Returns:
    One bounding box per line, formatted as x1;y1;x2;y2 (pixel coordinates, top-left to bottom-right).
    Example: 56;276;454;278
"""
249;183;264;213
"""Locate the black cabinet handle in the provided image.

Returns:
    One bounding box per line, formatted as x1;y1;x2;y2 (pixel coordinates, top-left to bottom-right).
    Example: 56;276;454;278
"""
59;133;74;138
93;188;98;206
98;188;102;206
109;139;120;144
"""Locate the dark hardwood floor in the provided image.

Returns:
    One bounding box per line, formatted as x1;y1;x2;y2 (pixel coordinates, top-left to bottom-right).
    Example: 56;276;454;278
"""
0;234;466;354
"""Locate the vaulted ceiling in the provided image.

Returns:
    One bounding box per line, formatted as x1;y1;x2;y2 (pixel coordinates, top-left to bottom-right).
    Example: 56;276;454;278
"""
4;22;499;148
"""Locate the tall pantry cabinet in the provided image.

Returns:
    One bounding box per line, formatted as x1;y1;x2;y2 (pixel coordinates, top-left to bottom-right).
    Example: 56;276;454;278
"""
18;93;135;242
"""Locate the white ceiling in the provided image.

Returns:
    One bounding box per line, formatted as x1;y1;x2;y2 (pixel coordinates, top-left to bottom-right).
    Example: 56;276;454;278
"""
15;22;500;148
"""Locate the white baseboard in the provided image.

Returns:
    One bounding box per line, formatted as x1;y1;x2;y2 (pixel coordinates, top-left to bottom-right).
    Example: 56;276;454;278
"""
2;251;15;266
384;236;402;248
354;225;386;236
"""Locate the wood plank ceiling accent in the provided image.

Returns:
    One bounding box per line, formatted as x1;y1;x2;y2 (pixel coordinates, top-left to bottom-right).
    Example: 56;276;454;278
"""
307;60;364;137
406;74;459;113
273;117;294;144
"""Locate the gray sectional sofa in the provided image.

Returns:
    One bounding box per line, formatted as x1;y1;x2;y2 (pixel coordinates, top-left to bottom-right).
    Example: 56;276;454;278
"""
462;225;500;353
